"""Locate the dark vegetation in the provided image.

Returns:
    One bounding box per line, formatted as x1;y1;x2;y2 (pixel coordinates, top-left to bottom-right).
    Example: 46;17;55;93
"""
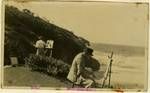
5;5;89;65
25;54;70;78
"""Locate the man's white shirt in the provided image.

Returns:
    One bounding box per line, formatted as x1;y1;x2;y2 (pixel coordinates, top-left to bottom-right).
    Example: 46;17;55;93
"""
35;40;46;48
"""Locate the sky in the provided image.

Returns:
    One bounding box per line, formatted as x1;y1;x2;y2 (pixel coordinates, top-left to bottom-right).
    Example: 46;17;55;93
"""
6;1;149;47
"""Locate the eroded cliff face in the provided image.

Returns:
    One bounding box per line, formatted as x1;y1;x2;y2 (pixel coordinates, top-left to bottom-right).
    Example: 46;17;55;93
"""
5;5;89;65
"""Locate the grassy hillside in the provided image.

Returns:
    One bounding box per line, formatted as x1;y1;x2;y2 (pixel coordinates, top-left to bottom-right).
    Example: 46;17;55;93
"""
5;5;89;65
4;66;72;88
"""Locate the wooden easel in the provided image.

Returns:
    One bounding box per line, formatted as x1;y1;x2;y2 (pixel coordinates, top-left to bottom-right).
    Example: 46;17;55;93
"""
45;40;54;57
102;52;114;88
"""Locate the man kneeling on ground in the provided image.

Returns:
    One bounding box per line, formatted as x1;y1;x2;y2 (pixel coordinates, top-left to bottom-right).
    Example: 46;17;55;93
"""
67;48;95;88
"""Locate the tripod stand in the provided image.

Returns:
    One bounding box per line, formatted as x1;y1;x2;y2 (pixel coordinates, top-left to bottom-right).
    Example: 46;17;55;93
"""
102;52;113;88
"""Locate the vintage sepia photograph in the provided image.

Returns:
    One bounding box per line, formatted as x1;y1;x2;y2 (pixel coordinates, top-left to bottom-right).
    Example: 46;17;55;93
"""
2;0;149;92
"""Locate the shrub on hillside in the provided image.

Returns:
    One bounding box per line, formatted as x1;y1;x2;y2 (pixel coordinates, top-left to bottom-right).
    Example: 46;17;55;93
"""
25;54;70;78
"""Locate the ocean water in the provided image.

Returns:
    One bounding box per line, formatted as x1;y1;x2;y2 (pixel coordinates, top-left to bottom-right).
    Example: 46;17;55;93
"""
91;44;147;89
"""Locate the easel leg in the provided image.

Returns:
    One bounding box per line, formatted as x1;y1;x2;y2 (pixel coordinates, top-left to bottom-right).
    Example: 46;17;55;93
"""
108;60;113;88
102;67;109;88
49;49;52;57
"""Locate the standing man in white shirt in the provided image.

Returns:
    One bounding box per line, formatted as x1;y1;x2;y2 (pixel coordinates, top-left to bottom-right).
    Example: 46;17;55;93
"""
35;36;46;56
